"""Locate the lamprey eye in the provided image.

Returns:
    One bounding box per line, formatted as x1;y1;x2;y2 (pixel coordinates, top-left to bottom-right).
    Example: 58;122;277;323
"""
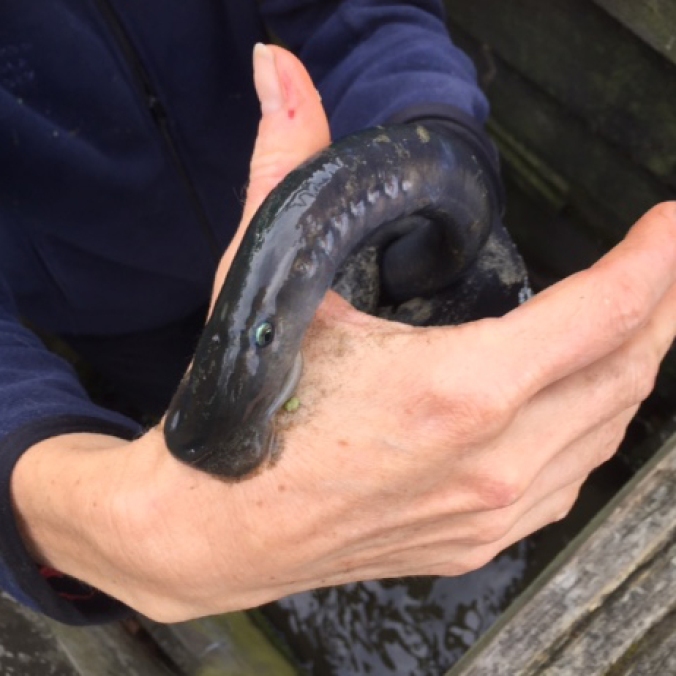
254;321;275;348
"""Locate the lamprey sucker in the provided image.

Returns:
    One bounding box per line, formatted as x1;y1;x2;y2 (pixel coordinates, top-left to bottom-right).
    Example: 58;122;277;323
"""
163;124;496;478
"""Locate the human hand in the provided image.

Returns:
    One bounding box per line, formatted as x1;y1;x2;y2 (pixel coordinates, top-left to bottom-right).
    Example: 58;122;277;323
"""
12;45;676;625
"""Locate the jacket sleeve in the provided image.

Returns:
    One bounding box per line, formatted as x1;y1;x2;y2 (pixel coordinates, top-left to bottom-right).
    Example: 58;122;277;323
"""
0;272;139;623
259;0;490;138
260;0;504;214
261;0;506;242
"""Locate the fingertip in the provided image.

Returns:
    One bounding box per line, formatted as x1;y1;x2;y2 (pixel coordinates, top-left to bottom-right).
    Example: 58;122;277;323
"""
265;46;326;128
650;200;676;220
253;43;284;114
599;201;676;286
644;201;676;234
624;202;676;248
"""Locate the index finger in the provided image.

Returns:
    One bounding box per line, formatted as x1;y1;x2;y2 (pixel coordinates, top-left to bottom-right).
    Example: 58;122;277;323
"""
484;202;676;397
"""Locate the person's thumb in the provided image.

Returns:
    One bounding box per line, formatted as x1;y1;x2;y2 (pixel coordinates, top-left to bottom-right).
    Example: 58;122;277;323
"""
213;44;330;297
245;44;330;222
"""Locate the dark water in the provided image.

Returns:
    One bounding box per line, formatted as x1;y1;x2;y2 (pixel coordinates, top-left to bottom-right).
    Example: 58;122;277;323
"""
263;543;529;676
262;457;632;675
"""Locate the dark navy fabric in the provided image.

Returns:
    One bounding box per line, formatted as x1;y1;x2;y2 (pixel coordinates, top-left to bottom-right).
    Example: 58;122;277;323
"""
0;0;494;623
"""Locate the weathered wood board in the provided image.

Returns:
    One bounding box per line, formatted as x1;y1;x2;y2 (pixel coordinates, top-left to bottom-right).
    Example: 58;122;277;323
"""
447;433;676;675
443;7;676;245
143;612;299;676
479;58;671;242
444;0;676;449
445;0;676;186
0;592;172;675
592;0;676;66
0;592;297;676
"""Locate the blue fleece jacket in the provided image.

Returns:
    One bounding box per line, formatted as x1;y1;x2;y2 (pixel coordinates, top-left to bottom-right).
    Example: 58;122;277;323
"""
0;0;492;624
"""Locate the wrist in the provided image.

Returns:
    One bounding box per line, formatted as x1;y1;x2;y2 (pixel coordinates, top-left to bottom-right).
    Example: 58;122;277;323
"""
11;431;140;594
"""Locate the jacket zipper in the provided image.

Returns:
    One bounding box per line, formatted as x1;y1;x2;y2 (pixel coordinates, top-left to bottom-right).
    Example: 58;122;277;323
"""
94;0;222;263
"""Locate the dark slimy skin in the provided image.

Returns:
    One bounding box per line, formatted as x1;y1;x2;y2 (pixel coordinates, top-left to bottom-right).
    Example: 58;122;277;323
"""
163;125;494;478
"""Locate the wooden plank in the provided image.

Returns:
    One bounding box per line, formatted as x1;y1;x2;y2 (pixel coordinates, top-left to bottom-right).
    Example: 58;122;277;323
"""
0;592;172;676
450;28;673;244
535;538;676;674
610;610;676;676
144;612;299;675
493;122;609;283
0;592;79;676
46;619;174;676
0;587;297;675
444;0;676;186
592;0;676;66
448;433;676;675
500;170;607;285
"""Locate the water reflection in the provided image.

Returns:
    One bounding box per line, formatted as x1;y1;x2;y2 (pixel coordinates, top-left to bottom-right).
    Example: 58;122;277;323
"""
264;541;530;675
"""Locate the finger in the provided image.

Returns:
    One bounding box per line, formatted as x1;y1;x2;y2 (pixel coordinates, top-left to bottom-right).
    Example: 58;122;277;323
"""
507;406;634;515
443;411;631;572
213;44;330;296
370;408;628;556
468;203;676;403
492;277;676;482
473;477;584;568
414;479;585;579
506;324;662;467
519;330;657;452
334;477;584;582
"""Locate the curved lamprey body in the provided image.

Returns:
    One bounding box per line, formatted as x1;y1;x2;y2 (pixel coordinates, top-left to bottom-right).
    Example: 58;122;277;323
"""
163;125;494;478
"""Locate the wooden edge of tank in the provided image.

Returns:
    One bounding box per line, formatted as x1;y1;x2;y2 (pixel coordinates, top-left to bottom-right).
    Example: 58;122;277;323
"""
448;432;676;676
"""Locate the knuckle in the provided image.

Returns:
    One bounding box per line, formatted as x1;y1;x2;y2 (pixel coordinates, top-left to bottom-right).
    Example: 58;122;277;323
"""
419;339;524;444
454;387;520;440
616;344;660;406
471;469;527;511
600;274;649;338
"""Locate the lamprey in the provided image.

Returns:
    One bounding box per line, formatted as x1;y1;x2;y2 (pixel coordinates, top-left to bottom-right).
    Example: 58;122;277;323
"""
164;125;494;478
